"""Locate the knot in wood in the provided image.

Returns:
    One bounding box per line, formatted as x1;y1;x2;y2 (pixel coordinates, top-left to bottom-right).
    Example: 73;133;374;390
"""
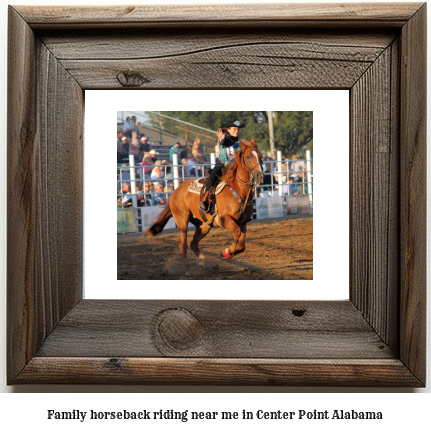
108;358;123;369
154;308;203;351
116;71;150;87
292;308;306;317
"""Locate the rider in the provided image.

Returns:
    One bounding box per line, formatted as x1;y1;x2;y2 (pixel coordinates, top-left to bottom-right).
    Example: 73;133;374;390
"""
199;119;244;213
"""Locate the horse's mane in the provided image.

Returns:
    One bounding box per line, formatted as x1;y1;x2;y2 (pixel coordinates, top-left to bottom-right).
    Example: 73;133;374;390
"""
218;139;255;185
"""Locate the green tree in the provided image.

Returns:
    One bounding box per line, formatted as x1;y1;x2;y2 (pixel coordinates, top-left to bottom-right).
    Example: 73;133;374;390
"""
273;111;313;158
145;111;312;158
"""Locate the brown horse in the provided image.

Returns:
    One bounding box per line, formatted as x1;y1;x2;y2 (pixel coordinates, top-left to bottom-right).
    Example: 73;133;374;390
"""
146;138;263;276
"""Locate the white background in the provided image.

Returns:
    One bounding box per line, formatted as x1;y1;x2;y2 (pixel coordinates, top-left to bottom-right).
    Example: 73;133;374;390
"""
85;90;349;300
1;0;430;428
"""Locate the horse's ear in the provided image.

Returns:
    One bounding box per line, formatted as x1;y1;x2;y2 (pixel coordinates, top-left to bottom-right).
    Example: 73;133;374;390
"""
251;137;256;146
241;140;252;150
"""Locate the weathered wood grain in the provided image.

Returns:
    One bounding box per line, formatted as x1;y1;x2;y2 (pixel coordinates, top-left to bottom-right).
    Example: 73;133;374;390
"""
35;39;84;333
7;3;426;386
7;7;83;383
39;30;395;89
59;57;372;89
16;3;423;29
36;300;394;359
350;45;398;346
15;358;423;386
7;6;38;382
399;3;427;385
40;31;395;60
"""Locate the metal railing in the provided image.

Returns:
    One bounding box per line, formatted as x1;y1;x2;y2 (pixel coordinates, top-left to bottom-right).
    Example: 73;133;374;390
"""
117;151;313;233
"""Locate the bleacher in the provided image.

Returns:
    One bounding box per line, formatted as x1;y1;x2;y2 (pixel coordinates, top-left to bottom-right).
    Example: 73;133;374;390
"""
118;122;177;165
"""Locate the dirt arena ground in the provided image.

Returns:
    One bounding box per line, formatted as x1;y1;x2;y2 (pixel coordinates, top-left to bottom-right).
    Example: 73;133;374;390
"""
117;215;313;280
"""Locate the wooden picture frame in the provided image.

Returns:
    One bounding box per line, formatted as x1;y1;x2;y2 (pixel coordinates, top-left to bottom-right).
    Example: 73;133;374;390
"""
7;3;426;386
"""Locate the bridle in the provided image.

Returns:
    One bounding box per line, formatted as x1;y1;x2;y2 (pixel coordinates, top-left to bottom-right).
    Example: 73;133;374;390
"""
230;149;263;218
237;150;262;186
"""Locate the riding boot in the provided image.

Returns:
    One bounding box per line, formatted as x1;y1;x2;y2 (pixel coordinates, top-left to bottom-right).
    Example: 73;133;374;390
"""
199;162;222;213
199;190;211;213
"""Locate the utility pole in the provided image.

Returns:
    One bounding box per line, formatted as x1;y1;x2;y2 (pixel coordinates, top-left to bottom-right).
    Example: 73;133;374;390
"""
268;111;275;157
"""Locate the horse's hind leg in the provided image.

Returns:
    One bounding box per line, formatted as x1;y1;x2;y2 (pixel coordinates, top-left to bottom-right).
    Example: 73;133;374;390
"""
172;205;192;277
178;227;191;277
190;223;211;267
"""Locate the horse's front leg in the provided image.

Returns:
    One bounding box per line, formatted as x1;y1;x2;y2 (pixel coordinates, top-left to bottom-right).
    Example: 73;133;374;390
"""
235;224;247;256
220;214;241;259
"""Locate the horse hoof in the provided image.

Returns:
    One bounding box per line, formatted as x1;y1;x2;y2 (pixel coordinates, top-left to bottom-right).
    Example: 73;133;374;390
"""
199;260;206;268
185;271;192;277
221;248;233;259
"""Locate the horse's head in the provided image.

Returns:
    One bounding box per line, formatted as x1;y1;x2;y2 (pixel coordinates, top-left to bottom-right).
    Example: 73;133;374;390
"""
239;138;263;185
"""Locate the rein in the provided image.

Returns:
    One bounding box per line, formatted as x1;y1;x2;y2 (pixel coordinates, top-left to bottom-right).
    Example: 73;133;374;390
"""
236;154;260;185
229;152;260;218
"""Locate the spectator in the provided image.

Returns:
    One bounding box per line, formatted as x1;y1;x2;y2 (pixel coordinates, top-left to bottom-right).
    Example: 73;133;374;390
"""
121;116;133;136
148;149;163;173
295;170;306;194
117;186;122;208
135;183;142;204
287;177;295;195
165;182;174;193
261;163;274;191
169;142;181;162
143;182;154;203
180;158;190;178
149;149;159;160
151;182;168;206
140;150;158;179
163;165;173;181
286;155;306;194
192;138;201;154
131;115;140;134
128;131;143;164
289;155;305;181
141;136;151;158
187;154;198;177
178;144;188;160
181;158;196;178
117;131;128;164
121;135;130;151
119;183;133;207
192;138;208;161
137;182;152;207
151;160;167;181
117;168;131;188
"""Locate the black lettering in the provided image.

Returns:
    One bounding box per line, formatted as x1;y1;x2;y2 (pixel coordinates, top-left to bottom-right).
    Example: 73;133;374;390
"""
221;412;238;420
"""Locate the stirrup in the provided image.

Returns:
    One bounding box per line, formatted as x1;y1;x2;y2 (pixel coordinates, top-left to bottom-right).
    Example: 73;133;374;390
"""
199;200;210;213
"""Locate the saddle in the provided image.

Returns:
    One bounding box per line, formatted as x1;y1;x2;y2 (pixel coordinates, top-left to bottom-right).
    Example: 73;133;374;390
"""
188;176;226;223
199;179;218;223
188;175;227;197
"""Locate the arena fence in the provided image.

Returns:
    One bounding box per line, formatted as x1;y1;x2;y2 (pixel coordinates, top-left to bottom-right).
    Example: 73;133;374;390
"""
117;151;313;233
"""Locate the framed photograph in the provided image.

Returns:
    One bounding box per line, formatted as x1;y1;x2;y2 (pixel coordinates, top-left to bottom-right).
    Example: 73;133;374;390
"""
7;3;426;386
91;90;348;298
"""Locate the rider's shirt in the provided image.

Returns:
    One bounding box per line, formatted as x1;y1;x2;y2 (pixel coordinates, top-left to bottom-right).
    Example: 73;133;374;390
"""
218;138;241;163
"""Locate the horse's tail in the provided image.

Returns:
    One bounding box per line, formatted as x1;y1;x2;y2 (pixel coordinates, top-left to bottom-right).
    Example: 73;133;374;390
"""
146;202;173;237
